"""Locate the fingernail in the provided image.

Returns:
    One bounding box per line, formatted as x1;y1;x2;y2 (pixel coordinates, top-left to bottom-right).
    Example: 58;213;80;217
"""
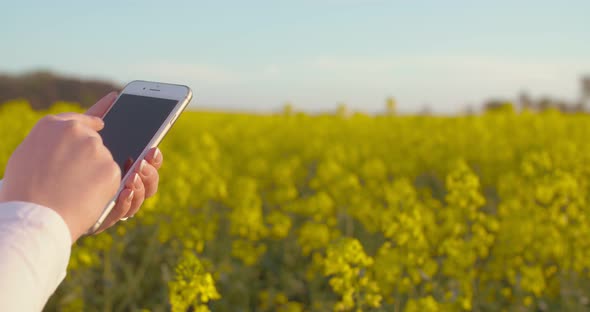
127;190;135;203
152;148;162;165
140;159;150;176
133;173;141;188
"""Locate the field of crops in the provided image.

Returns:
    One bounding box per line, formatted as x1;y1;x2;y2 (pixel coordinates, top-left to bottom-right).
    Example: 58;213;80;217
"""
3;100;590;311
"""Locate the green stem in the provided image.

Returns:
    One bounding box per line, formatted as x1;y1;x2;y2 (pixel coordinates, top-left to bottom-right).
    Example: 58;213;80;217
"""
103;250;113;312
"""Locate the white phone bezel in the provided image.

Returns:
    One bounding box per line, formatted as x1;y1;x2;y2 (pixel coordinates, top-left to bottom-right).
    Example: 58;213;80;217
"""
86;80;192;234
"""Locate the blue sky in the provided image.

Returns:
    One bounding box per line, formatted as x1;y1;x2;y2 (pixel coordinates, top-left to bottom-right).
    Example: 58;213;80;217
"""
1;0;589;113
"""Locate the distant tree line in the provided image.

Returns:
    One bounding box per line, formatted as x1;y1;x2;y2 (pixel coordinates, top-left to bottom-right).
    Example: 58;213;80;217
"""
0;71;120;110
1;71;589;114
484;76;590;113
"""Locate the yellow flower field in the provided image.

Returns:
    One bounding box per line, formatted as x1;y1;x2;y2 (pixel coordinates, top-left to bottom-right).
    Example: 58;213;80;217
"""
2;100;590;311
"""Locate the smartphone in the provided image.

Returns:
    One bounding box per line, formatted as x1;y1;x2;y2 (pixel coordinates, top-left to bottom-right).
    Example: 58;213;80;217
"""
86;80;192;234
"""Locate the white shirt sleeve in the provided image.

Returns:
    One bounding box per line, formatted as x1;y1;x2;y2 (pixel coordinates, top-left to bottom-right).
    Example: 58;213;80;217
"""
0;190;72;311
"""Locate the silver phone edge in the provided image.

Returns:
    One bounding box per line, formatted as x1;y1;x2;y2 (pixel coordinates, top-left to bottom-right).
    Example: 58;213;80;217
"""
86;199;117;234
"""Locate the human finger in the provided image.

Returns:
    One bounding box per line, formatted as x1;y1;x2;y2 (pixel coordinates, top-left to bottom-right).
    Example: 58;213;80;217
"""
145;147;163;170
85;91;118;118
54;113;105;132
124;171;146;219
94;188;134;233
138;159;159;198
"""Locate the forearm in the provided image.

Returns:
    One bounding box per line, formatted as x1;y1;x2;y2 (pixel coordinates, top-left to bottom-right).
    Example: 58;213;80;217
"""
0;199;71;311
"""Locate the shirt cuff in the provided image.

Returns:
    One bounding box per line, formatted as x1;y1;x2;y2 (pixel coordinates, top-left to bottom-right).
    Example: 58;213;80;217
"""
0;201;72;283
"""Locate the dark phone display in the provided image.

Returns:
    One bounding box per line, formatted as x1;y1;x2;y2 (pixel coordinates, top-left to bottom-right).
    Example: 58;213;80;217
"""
99;94;177;175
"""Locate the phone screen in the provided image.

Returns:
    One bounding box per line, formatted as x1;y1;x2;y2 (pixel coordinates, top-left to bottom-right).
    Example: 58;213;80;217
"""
99;94;177;176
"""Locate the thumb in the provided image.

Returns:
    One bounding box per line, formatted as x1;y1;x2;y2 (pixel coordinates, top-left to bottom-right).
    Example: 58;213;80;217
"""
55;113;105;131
85;91;118;118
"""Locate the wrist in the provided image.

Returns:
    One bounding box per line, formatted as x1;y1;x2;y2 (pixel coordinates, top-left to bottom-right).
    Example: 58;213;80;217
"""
50;210;81;243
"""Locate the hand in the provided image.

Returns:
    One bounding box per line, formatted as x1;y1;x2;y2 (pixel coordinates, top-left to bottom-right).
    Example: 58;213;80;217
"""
94;147;163;233
0;110;120;242
84;92;164;234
